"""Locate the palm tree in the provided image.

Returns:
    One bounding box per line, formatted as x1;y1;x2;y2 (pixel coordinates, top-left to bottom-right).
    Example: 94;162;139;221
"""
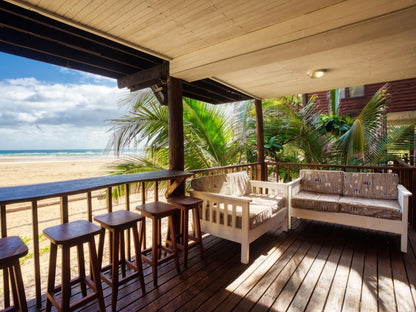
333;84;416;165
259;95;329;164
107;91;245;173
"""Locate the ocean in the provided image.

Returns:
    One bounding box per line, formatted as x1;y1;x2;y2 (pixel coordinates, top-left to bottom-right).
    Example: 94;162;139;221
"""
0;149;142;163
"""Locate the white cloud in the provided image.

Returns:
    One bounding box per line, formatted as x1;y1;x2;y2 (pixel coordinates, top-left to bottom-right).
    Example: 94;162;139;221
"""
0;78;131;149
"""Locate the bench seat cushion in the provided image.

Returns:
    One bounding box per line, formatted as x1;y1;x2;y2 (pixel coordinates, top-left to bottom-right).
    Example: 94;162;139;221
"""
339;196;402;220
202;193;285;229
292;191;341;212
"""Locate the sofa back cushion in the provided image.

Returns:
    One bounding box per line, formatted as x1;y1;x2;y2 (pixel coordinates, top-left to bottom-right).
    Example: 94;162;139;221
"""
371;172;399;199
300;170;344;195
343;172;399;199
226;172;252;196
343;172;374;198
191;174;230;194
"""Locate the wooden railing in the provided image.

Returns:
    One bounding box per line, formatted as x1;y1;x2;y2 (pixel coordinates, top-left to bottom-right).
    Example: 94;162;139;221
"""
0;170;191;309
190;162;259;179
266;161;416;227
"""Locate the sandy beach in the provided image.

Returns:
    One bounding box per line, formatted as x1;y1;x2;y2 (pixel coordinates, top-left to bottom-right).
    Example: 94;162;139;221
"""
0;156;167;304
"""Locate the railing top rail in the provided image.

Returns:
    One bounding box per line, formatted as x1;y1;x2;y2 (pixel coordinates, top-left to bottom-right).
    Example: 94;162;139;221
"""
266;162;415;171
0;170;192;205
191;163;259;175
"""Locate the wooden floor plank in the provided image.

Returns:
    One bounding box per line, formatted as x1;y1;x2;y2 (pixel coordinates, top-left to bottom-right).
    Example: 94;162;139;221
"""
323;230;355;312
359;232;378;312
287;225;337;312
189;223;302;312
391;250;415;312
342;231;365;312
194;219;305;312
304;227;346;312
217;222;307;312
377;240;396;312
250;226;315;312
270;232;324;311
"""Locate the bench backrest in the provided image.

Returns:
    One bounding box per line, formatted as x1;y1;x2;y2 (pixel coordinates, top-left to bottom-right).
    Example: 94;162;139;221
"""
191;171;251;196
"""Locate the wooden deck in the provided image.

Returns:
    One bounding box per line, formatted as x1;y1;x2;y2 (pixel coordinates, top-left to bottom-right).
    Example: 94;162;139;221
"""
27;219;416;311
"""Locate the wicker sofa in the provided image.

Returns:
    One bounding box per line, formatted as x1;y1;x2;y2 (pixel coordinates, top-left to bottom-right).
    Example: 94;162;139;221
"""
288;169;412;252
189;171;289;263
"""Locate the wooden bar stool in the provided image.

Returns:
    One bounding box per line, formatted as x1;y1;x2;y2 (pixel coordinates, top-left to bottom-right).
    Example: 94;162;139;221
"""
0;236;28;312
168;196;204;267
43;220;105;312
94;210;146;312
136;202;180;287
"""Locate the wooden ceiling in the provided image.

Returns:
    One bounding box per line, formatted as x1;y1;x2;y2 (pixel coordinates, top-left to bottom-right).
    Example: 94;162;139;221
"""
3;0;416;101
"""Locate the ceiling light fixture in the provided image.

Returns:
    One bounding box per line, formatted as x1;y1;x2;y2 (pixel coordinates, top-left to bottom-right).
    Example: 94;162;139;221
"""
308;69;327;79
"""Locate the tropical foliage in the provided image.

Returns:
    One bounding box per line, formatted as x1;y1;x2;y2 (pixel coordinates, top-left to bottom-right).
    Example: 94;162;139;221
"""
107;91;247;174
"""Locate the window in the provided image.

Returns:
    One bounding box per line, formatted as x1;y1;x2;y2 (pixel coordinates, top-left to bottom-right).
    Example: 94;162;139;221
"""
339;85;365;99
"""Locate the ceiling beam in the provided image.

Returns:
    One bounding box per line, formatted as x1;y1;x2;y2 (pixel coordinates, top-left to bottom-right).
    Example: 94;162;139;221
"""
117;63;169;89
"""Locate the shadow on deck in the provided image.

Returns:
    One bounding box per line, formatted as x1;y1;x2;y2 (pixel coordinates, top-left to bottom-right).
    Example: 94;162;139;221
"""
27;219;416;311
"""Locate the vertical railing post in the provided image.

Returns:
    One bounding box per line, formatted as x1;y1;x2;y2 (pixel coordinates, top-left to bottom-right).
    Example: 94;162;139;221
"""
154;181;159;202
32;201;42;307
60;196;68;224
107;187;112;213
87;192;92;222
125;184;131;260
1;203;10;309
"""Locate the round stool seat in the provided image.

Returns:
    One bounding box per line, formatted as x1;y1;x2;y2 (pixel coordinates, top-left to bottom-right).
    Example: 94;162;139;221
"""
43;220;102;245
168;195;203;208
0;236;28;267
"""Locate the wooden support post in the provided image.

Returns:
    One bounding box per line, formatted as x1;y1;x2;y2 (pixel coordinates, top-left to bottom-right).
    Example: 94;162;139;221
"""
168;76;184;196
255;99;266;181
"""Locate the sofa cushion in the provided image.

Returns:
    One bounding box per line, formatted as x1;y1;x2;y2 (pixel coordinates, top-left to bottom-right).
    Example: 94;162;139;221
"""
343;172;373;198
371;173;399;199
339;196;401;220
191;174;230;194
226;172;252;196
292;191;341;212
300;170;344;195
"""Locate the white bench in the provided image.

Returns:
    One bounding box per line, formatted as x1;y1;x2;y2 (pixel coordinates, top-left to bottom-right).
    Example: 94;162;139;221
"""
189;172;289;263
288;170;412;252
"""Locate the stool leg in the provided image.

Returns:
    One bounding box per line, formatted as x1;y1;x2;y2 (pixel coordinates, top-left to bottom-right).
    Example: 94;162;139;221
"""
9;266;19;310
77;244;87;297
45;243;57;312
89;237;106;312
11;260;28;312
61;245;71;312
168;216;180;273
194;206;204;259
151;217;158;287
183;209;189;267
120;230;126;278
133;223;145;293
111;229;120;312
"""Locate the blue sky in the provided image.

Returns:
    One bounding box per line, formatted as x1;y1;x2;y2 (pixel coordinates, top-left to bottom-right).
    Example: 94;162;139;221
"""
0;52;130;150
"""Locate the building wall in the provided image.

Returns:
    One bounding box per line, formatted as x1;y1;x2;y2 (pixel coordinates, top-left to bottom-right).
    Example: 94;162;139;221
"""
307;78;416;117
